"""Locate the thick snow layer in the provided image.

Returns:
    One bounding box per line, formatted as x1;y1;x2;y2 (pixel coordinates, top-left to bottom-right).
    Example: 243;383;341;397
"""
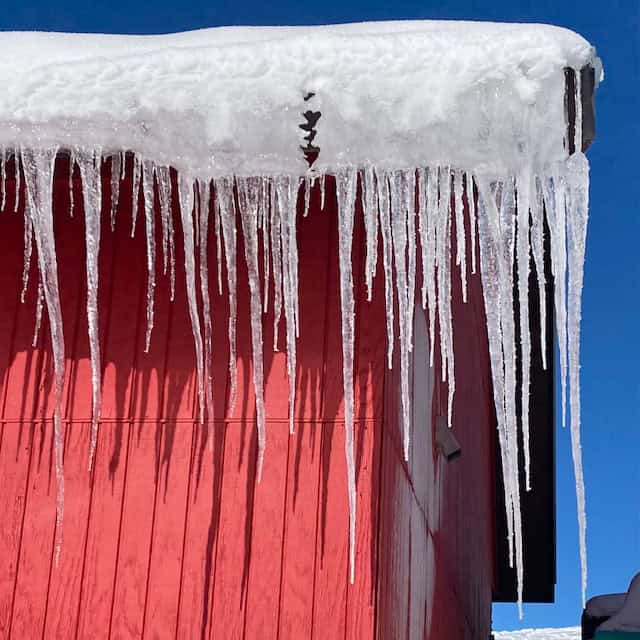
0;22;595;176
494;628;581;640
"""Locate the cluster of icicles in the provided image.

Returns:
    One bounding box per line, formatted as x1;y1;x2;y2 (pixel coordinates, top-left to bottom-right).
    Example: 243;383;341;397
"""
5;135;589;612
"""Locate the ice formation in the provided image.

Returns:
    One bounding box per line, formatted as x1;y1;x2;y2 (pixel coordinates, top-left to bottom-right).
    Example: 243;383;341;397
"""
0;21;598;606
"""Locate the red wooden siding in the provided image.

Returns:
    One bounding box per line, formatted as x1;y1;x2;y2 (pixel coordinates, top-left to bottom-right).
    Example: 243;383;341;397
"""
0;158;495;639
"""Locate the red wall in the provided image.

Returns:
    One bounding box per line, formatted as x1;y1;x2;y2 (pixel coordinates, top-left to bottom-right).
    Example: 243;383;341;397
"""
0;159;495;639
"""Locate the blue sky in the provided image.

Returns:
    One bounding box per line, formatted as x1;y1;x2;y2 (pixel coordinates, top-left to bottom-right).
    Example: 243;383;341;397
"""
2;0;638;632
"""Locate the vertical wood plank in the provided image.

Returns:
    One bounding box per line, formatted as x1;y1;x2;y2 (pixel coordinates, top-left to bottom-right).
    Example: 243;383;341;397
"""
75;423;128;640
108;422;157;640
242;422;288;640
209;421;255;640
10;421;57;639
42;423;93;639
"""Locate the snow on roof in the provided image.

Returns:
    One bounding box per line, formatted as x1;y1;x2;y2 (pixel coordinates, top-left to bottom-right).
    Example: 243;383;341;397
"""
0;21;596;176
494;627;581;640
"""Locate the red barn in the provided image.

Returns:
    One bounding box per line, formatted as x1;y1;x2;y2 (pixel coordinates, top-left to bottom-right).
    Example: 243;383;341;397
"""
0;23;598;640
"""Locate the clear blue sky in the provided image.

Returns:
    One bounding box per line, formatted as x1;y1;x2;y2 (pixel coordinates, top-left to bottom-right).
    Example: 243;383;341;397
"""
3;0;638;632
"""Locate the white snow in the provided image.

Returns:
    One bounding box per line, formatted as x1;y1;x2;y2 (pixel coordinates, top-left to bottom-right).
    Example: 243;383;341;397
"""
0;22;593;177
494;627;581;640
0;20;598;602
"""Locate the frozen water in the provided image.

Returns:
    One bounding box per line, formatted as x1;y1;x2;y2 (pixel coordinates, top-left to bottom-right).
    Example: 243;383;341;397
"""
77;148;103;471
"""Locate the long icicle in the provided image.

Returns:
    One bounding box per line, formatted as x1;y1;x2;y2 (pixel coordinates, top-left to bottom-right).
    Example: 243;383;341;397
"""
476;176;523;614
270;179;283;350
530;175;547;370
22;146;66;564
425;167;439;366
142;161;157;352
238;177;267;479
178;174;205;424
335;167;357;585
156;164;171;275
216;177;238;414
390;170;412;461
362;166;379;301
77;148;103;471
20;208;34;302
198;179;214;428
14;150;21;213
516;169;533;490
261;177;270;313
130;154;141;238
375;168;394;369
275;176;298;434
566;151;589;607
110;153;121;231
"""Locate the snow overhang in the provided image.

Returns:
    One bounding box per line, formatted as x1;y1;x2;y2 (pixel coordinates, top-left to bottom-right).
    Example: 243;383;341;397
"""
0;21;598;177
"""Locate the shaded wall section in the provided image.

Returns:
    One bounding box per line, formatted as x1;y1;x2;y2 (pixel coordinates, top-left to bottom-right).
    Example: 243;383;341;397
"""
0;158;494;639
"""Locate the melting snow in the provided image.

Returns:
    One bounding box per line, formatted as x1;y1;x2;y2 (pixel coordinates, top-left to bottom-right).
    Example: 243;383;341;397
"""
0;21;598;606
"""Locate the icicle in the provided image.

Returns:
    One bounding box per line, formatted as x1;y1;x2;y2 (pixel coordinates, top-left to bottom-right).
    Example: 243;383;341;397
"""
375;168;394;369
77;148;103;471
1;147;6;211
454;170;467;303
13;150;21;214
214;194;223;295
270;179;283;349
544;173;568;427
437;168;456;428
110;153;121;231
68;150;75;217
516;169;533;491
362;166;379;301
303;175;311;217
198;179;214;429
275;176;299;433
130;154;141;238
156;165;171;275
476;176;523;612
22;146;65;564
155;165;176;300
320;173;326;211
33;279;44;346
530;176;547;369
20;212;34;302
389;170;412;461
261;177;270;313
566;152;589;606
178;174;205;424
425;167;439;366
335;167;357;585
418;167;428;311
120;151;126;181
141;161;157;352
237;177;267;479
466;172;478;275
405;170;417;351
215;177;238;414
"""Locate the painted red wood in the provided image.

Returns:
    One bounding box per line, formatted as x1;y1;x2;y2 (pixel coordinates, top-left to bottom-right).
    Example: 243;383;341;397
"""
0;161;497;640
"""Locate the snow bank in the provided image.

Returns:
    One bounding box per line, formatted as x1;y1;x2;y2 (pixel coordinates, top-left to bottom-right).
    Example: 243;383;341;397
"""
0;21;599;610
494;627;581;640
